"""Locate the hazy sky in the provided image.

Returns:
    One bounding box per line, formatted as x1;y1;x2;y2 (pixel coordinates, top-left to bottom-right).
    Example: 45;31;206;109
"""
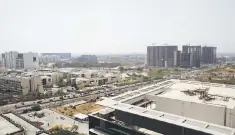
0;0;235;54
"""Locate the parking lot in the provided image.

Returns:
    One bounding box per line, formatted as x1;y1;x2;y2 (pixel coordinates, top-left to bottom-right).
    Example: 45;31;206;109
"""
21;109;89;134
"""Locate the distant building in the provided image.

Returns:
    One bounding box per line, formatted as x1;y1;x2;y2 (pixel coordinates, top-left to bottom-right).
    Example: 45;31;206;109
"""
173;51;181;67
77;55;98;63
1;52;39;69
202;46;217;64
180;52;193;68
41;53;71;59
0;55;6;73
182;45;201;68
39;55;60;64
147;45;178;67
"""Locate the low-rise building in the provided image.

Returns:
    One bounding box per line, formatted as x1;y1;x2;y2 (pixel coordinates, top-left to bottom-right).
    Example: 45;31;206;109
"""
90;78;108;86
0;74;43;95
103;73;120;84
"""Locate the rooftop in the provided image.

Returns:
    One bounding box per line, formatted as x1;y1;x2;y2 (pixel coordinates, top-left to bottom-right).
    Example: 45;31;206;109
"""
110;79;235;109
156;80;235;109
96;99;235;135
0;116;21;135
4;113;40;133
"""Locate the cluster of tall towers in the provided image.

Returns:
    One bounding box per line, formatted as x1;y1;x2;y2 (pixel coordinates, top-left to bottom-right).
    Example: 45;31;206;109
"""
147;45;217;68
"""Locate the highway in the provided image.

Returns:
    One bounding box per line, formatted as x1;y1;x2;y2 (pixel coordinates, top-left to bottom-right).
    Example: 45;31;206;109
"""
0;81;155;113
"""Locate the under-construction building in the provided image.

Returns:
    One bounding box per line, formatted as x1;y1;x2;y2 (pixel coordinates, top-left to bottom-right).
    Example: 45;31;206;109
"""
182;45;201;68
147;45;178;67
201;46;217;64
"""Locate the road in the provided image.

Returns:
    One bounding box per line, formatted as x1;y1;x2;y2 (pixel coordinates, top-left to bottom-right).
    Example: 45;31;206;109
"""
0;81;155;113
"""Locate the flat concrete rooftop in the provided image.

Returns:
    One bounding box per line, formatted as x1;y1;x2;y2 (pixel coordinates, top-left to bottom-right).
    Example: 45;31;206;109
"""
156;80;235;109
4;113;40;134
111;80;173;102
111;79;235;109
96;99;235;135
0;116;21;135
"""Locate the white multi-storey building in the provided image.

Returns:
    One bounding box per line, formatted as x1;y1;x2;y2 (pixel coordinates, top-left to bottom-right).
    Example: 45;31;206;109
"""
23;52;39;69
39;55;60;64
1;51;39;69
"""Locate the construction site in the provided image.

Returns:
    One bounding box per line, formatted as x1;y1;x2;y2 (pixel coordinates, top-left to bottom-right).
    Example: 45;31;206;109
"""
55;103;104;117
196;66;235;85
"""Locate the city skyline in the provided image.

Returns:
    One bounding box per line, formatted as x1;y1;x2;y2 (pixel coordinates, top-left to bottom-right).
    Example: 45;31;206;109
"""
1;0;235;54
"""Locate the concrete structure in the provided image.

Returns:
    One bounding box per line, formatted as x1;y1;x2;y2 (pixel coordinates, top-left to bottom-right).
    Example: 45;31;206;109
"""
23;52;39;69
21;109;89;134
25;69;63;87
0;115;24;135
147;45;178;67
4;113;40;135
1;51;39;69
0;54;6;73
109;80;235;128
91;98;235;135
39;55;60;64
0;74;43;95
41;75;53;87
41;53;71;59
71;77;90;87
173;50;181;67
180;52;193;68
103;73;120;84
90;77;108;86
182;45;201;68
202;46;217;64
67;69;119;86
89;80;235;135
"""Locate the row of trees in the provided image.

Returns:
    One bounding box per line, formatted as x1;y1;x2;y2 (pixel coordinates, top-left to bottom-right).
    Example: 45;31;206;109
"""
55;62;121;68
119;66;143;72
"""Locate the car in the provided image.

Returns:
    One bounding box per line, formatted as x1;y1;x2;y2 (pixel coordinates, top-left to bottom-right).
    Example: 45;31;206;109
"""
28;114;33;117
37;101;42;104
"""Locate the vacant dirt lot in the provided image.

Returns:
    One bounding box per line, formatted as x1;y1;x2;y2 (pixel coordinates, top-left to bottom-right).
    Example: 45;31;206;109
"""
55;103;104;116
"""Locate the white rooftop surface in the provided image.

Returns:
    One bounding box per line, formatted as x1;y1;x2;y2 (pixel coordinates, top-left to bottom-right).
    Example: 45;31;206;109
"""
4;113;39;134
157;81;235;109
74;113;88;119
21;109;89;134
112;80;174;102
96;99;235;135
0;116;21;135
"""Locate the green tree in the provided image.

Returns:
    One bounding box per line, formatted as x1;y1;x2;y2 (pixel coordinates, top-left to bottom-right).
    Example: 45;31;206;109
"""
31;104;41;111
137;67;143;72
71;125;79;132
119;66;125;72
